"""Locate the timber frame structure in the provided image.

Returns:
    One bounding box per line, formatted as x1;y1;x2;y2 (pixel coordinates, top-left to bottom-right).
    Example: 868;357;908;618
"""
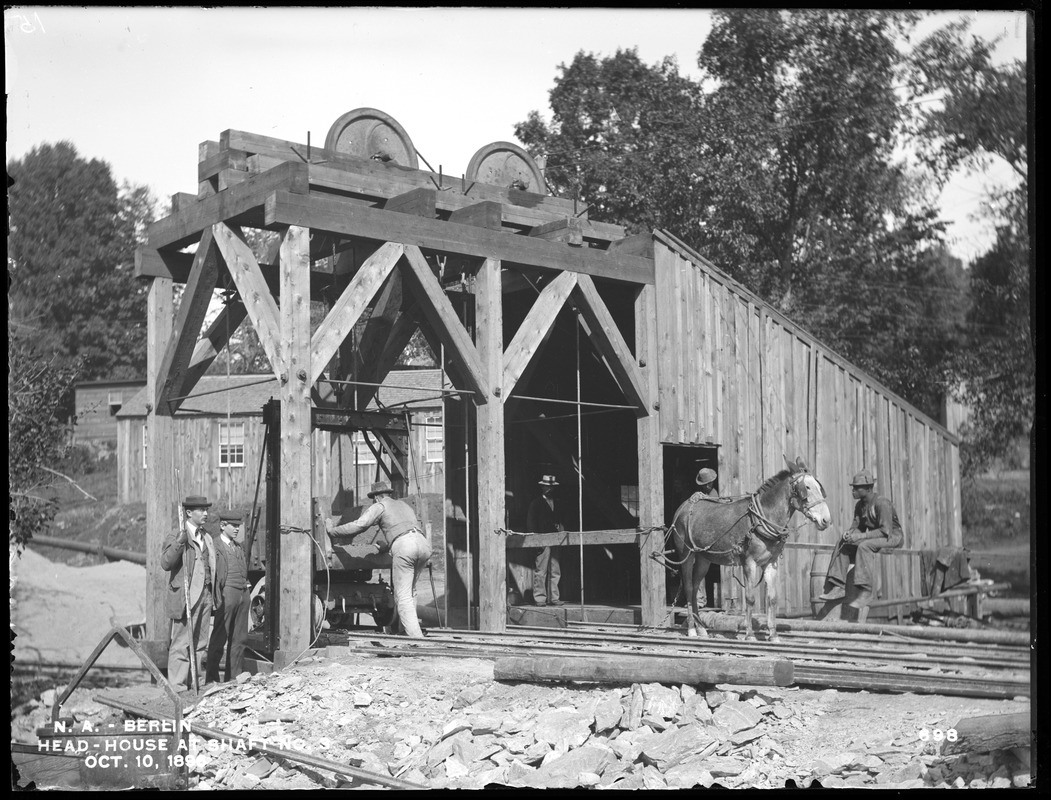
138;124;666;663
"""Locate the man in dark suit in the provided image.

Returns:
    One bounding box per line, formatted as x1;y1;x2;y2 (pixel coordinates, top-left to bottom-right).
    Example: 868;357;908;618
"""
528;475;565;606
206;510;251;683
161;495;218;691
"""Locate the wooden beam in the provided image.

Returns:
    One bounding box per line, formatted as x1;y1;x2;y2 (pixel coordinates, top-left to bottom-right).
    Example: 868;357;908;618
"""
401;246;490;402
505;528;642;549
383;187;437;217
354;290;417;410
310;242;404;383
502;271;577;395
145;275;174;646
636;284;665;627
528;217;584;247
607;232;654;258
277;224;314;659
448;201;504;231
184;299;249;388
198;148;248;182
148;161;309;251
212;222;285;378
572;273;649;416
311;407;408;434
265;190;654;285
942;712;1031;756
475;257;506;632
155;229;221;414
494;655;795;688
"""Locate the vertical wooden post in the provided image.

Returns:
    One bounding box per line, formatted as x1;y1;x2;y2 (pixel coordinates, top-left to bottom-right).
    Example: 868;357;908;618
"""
636;282;665;627
474;257;506;632
145;275;174;646
276;225;314;662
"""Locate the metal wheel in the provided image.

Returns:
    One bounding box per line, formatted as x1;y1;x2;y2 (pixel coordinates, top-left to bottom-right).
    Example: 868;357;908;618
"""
325;108;419;168
465;141;546;194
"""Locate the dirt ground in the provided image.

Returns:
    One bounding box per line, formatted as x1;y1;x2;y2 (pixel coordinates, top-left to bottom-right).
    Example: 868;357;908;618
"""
9;548;1034;790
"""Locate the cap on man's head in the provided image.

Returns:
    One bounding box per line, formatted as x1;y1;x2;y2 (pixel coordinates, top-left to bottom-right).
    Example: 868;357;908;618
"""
538;474;559;487
850;470;875;487
367;480;394;498
220;510;243;523
183;495;211;509
696;468;717;485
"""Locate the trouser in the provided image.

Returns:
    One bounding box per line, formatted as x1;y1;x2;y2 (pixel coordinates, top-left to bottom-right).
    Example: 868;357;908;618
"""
390;530;431;638
826;535;901;590
533;546;561;604
168;589;212;690
205;585;250;683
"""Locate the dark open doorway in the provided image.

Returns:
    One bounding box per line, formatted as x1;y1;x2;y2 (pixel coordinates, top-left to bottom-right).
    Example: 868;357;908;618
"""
663;443;722;608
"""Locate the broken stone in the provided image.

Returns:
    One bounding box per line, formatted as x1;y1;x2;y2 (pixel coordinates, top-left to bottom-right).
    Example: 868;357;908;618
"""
703;755;747;777
534;708;592;749
808;752;857;776
641;683;683;720
876;761;925;785
452;683;487;709
444;755;470;779
641;715;671;732
712;700;762;733
683;694;713;725
638;723;716;771
991;776;1011;789
523;740;552;765
729;728;764;746
705;690;730;708
640;765;668;789
441;720;471;740
594;697;623;732
353;692;372;707
620;684;645;731
665;763;715;789
531;745;615;788
506;759;538;787
468;713;503;735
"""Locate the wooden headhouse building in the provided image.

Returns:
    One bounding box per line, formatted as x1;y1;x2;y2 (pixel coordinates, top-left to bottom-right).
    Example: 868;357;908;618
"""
137;108;962;666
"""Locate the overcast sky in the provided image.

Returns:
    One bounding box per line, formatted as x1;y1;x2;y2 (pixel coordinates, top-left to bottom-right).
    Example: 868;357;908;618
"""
6;7;1029;263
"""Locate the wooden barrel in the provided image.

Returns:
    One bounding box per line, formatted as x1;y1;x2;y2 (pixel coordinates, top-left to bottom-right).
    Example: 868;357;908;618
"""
810;551;830;618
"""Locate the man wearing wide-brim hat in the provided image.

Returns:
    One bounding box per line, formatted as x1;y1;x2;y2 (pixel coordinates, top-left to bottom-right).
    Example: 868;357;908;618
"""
161;495;219;690
695;467;719;498
818;470;904;609
527;475;565;607
325;481;432;638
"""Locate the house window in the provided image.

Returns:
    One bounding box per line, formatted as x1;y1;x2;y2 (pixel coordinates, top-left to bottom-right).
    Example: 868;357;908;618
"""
353;431;377;465
109;391;123;416
219;421;245;467
142;424;148;469
424;414;443;463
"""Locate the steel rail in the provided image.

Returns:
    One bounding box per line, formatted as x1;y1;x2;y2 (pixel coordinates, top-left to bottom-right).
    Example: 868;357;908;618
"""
387;625;1029;671
94;695;426;790
327;637;1030;700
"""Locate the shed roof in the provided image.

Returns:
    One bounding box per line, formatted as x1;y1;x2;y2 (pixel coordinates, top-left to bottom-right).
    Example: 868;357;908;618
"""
117;369;444;418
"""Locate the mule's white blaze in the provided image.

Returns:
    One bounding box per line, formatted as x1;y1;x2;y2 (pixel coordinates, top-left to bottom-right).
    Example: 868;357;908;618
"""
802;475;832;530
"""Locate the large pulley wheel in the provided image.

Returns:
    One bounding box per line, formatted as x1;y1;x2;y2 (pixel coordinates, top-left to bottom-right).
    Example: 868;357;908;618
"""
325;108;419;168
465;141;547;194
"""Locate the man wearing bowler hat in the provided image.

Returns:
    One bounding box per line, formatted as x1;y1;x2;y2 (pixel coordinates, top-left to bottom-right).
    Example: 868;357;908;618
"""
528;475;565;607
162;495;219;690
325;481;432;638
206;509;251;683
695;467;719;498
818;470;904;609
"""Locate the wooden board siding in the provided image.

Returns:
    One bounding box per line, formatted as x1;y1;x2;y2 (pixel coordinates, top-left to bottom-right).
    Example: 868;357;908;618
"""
74;383;145;443
653;239;961;615
118;413;444;509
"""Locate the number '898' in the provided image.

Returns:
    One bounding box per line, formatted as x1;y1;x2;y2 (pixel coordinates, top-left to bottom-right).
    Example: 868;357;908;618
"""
919;728;958;742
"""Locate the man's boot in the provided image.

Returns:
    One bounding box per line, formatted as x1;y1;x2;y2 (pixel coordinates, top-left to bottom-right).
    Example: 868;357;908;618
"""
817;583;846;602
848;586;873;609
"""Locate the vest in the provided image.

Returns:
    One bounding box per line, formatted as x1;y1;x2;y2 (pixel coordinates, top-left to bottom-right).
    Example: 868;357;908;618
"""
186;524;214;606
222;537;249;591
375;498;420;551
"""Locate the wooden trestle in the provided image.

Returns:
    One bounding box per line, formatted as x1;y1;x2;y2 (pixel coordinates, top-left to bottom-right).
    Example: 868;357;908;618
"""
138;130;664;662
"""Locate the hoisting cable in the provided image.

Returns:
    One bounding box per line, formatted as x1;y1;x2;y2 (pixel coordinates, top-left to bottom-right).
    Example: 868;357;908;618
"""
575;311;585;621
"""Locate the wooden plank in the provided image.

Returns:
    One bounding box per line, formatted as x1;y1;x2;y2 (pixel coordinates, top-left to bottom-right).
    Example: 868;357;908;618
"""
607;233;653;257
528;217;583;247
474;257;506;632
494;655;795;688
686;261;698;441
382;187;437;217
264;190;654;286
572;274;648;416
145;276;174;645
672;252;686;441
170;192;198;212
149;161;309;251
401;245;489;401
636;283;665;627
184;299;249;389
155;229;220;414
502;271;576;395
310;241;404;383
277;224;314;658
349;266;406;409
212;222;284;378
197;148;248;182
448;201;504;231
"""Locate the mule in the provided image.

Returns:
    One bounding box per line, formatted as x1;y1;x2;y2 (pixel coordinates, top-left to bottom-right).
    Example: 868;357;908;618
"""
669;456;831;641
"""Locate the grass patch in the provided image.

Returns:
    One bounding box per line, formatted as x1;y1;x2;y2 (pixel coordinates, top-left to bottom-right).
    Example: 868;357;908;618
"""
962;471;1031;597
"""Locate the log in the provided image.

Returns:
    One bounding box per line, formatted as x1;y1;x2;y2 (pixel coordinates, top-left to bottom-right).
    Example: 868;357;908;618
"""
942;712;1032;755
30;536;147;566
494;654;794;687
694;611;1029;647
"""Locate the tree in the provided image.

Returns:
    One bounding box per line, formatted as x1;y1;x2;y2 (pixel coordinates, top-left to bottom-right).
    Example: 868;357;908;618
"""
7;142;157;387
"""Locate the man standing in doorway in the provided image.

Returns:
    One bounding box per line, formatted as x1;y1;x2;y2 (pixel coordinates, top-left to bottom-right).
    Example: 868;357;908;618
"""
206;510;251;683
695;467;719;498
162;495;218;691
818;470;904;609
528;475;564;607
325;481;432;638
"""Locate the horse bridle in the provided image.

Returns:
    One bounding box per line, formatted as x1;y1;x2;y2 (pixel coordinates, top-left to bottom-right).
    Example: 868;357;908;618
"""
789;471;827;521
